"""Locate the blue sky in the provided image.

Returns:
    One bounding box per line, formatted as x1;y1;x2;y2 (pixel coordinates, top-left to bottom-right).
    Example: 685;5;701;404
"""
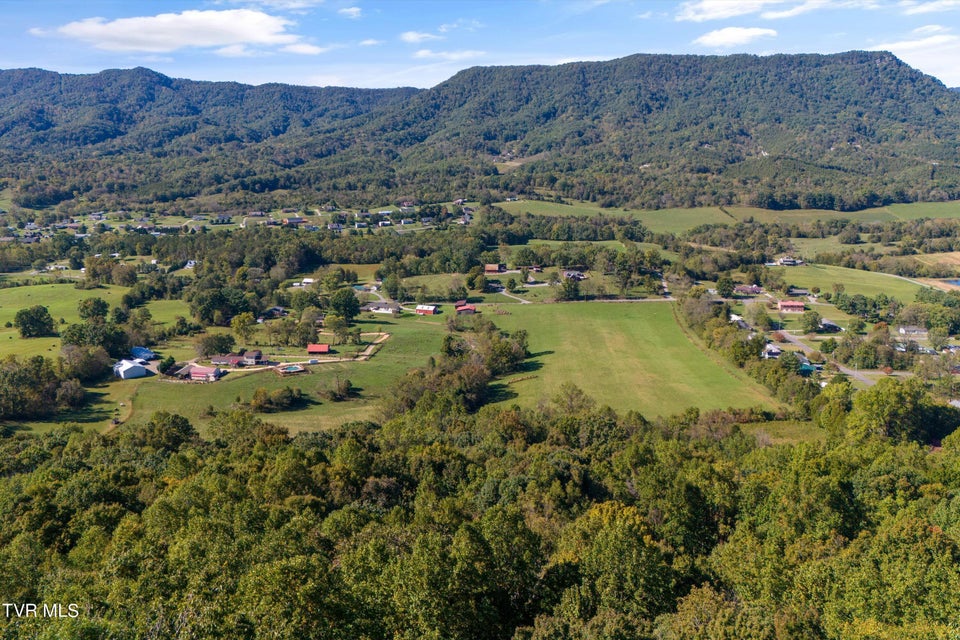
3;1;960;88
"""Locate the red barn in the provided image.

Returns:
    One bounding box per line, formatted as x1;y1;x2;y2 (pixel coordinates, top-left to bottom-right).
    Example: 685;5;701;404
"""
307;343;331;354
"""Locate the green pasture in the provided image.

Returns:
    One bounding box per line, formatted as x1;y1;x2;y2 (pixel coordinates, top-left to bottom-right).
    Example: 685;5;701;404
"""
0;283;130;358
788;236;898;257
497;199;960;235
483;302;778;418
778;264;926;301
884;201;960;220
125;315;446;434
0;288;191;359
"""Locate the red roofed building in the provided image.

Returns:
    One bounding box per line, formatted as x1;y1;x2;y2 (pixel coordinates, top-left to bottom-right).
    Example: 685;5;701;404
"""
188;365;222;382
778;300;806;313
307;343;331;354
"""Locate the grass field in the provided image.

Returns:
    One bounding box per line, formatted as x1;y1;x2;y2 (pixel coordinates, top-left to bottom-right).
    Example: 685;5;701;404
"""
0;283;130;358
779;264;926;301
125;315;447;434
481;302;778;418
497;199;960;234
915;252;960;270
0;282;194;360
788;236;898;257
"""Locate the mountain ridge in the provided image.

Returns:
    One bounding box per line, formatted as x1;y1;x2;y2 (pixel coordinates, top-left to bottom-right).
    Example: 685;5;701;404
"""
2;51;959;212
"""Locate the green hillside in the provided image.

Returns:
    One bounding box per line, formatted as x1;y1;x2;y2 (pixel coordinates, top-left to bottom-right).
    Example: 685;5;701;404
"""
2;51;960;212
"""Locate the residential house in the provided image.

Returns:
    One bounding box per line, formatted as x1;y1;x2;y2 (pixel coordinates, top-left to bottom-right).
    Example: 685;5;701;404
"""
211;354;245;367
734;284;763;295
820;319;843;332
243;350;263;365
898;325;928;337
415;304;438;315
484;264;506;274
777;256;804;266
361;302;400;314
778;300;805;313
188;365;223;381
763;344;782;359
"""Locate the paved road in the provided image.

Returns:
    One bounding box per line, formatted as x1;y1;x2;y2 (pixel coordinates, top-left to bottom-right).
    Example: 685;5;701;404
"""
779;331;876;386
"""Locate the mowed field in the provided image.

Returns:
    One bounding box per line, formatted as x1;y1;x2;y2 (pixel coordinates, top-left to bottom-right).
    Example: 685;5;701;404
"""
126;314;448;434
498;199;960;234
777;264;927;301
0;282;131;358
484;302;778;418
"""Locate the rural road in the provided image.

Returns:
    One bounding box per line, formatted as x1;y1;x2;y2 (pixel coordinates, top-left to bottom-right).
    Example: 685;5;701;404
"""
496;288;533;304
779;331;876;386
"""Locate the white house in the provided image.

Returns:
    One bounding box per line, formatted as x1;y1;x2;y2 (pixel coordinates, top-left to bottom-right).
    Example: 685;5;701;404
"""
114;360;147;379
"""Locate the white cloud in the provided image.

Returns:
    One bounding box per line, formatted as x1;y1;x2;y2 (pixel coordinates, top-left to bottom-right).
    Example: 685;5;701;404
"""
871;32;958;51
400;31;442;43
901;0;960;14
677;0;785;22
338;7;362;19
694;26;778;47
761;0;831;19
438;18;484;33
39;9;300;53
282;43;331;54
359;38;383;46
869;29;960;85
306;73;347;87
912;24;950;34
678;0;877;21
216;44;258;57
413;49;485;61
226;0;325;9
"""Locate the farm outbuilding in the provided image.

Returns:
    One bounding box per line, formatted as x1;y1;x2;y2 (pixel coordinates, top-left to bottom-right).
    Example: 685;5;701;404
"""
307;343;331;354
114;360;147;379
130;346;157;360
415;305;438;315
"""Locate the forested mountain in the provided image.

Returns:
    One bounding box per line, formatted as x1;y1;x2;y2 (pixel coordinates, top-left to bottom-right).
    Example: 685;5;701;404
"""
3;51;960;211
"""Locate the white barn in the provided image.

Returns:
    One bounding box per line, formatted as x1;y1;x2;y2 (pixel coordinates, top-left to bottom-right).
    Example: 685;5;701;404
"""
114;359;147;379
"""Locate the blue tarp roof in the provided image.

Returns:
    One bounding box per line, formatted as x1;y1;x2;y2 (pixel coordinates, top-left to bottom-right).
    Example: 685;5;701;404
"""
131;346;156;359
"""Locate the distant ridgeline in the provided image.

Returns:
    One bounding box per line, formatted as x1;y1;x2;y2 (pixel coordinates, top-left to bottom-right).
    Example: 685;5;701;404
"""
2;51;960;211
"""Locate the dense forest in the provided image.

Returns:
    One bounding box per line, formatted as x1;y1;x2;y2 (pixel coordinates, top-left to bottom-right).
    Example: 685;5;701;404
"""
3;358;960;638
3;51;960;212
